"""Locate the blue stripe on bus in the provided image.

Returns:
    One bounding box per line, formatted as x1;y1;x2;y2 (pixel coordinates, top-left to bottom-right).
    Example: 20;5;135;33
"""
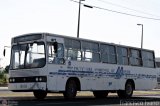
49;69;156;79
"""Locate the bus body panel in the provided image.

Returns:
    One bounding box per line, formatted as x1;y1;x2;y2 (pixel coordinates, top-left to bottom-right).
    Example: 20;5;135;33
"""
46;60;157;92
8;33;157;96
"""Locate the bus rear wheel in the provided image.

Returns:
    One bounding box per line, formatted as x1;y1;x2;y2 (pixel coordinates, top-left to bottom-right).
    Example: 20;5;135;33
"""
93;91;108;98
117;81;133;98
33;90;47;100
63;79;77;99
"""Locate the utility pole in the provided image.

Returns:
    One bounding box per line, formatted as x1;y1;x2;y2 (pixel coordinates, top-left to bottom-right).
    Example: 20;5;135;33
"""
77;0;84;38
77;0;93;38
137;24;143;49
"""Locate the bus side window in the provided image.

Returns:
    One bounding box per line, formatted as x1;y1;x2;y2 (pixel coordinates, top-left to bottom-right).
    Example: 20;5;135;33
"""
65;39;81;61
57;44;64;58
54;43;65;64
82;41;99;62
48;43;64;64
48;43;55;63
53;42;58;53
129;49;142;66
142;50;155;68
117;47;128;65
100;44;116;64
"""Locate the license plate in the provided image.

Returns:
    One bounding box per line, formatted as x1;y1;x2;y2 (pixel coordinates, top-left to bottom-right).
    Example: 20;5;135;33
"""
20;84;28;89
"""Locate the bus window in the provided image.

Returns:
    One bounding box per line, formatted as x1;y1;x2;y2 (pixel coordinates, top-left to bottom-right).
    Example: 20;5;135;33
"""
83;51;92;62
100;44;116;64
100;44;109;63
142;51;155;68
48;43;64;64
65;39;81;61
92;53;100;62
117;47;128;65
11;42;45;69
82;41;100;62
66;49;81;60
129;49;142;66
53;42;58;53
48;43;55;63
108;45;116;64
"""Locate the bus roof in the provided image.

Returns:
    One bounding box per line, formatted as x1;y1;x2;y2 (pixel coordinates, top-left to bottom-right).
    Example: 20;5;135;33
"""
12;32;154;52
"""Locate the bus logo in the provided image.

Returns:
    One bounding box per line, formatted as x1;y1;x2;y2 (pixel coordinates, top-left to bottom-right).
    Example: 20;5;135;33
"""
115;67;124;79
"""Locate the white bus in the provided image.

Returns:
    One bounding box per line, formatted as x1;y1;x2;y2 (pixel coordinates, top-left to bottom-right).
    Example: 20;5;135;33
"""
8;33;157;99
155;58;160;88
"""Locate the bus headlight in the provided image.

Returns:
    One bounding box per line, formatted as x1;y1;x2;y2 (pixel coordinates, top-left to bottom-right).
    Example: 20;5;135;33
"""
35;77;46;82
9;78;12;83
35;77;39;82
12;78;15;82
39;77;42;81
9;78;15;83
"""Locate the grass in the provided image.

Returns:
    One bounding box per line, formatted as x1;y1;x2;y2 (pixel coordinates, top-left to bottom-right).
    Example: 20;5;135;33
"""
0;71;8;86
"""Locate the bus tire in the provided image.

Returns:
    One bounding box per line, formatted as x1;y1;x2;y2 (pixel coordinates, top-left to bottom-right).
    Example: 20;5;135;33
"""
117;90;125;98
63;79;77;99
33;90;47;100
93;91;108;98
117;81;133;98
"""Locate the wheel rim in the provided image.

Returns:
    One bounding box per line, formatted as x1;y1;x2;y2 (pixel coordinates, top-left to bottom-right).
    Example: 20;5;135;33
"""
126;83;133;95
64;80;77;99
69;84;75;94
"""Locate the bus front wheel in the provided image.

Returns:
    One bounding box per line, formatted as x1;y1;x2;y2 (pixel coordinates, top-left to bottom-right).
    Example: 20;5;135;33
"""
63;79;77;99
117;81;133;98
33;90;47;100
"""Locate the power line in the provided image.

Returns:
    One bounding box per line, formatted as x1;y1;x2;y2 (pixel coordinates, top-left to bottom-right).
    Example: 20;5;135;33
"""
92;4;160;21
70;0;160;21
96;0;160;18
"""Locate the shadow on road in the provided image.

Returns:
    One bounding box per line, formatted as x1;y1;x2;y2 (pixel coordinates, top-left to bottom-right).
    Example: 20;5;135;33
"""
1;96;160;106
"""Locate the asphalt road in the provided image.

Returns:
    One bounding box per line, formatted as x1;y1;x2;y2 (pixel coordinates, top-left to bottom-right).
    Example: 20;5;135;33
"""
0;90;160;106
1;96;160;106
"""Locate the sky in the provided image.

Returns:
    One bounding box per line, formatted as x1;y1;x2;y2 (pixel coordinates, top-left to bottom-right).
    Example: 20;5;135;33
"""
0;0;160;67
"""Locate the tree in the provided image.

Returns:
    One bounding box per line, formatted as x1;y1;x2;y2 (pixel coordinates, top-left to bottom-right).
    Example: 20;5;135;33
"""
4;65;9;73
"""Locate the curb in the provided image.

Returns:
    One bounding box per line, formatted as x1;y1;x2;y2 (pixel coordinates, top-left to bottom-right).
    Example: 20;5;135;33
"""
0;87;8;91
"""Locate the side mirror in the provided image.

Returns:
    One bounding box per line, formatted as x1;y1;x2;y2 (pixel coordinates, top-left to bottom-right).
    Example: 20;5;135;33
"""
3;49;6;57
53;42;58;53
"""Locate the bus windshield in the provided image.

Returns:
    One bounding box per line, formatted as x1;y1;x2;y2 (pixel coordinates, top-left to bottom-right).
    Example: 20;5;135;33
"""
11;42;46;69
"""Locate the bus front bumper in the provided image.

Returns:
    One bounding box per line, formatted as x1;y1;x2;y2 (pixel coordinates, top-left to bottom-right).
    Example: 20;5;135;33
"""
8;82;46;91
